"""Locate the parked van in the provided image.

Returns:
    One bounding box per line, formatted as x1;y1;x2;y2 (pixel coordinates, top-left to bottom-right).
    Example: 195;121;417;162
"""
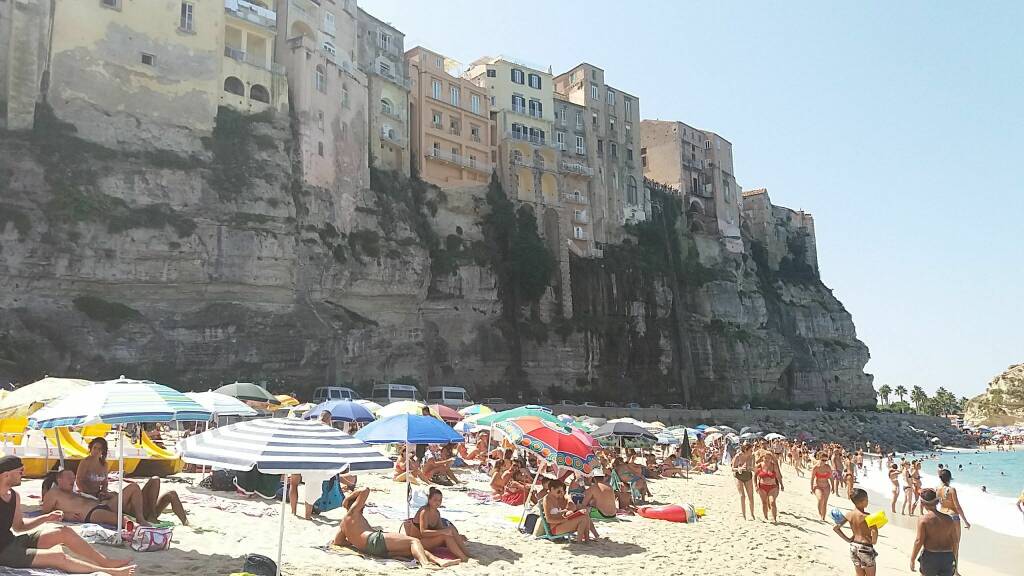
370;383;420;405
426;386;472;408
312;386;360;403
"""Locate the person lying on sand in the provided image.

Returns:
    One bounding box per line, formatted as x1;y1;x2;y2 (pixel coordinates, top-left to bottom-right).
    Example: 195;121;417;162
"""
832;488;879;576
42;470;132;527
0;456;136;576
333;487;461;568
580;473;620;518
405;487;470;560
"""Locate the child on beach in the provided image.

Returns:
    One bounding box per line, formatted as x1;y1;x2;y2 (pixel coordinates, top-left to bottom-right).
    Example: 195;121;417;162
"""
832;488;878;576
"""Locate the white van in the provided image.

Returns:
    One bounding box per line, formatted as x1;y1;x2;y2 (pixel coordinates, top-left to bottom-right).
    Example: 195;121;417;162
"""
426;386;472;408
370;383;420;405
312;386;360;403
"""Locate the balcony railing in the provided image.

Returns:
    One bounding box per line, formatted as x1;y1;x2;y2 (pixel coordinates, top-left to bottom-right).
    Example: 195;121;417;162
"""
573;230;589;241
562;192;589;205
381;108;403;122
224;46;285;74
560;161;594;177
506;130;557;149
372;67;412;89
225;0;277;29
512;105;526;115
573;211;589;224
428;149;493;174
380;128;406;148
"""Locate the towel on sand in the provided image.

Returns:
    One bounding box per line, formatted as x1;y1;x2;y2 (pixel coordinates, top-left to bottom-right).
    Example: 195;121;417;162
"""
0;569;105;576
314;544;418;568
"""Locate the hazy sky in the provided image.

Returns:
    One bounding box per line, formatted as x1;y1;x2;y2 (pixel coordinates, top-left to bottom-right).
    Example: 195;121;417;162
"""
361;0;1023;399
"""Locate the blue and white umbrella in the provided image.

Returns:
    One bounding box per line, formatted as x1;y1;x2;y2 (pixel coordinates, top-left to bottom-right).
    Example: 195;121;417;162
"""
186;391;258;418
178;418;391;576
303;400;375;423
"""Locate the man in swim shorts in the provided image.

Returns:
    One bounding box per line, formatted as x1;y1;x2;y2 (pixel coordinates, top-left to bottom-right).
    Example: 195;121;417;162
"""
832;488;878;575
911;488;957;576
334;487;461;568
41;470;120;526
579;473;618;518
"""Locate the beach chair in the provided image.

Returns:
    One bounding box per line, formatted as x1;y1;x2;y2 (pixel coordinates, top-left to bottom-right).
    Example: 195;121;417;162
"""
610;470;644;504
537;515;573;542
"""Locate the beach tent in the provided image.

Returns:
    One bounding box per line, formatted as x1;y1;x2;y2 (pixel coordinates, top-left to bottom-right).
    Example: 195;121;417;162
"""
179;418;390;576
214;382;280;405
30;377;210;542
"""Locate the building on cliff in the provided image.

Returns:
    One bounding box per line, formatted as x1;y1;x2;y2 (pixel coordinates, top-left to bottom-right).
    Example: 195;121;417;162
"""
223;0;289;116
741;188;818;274
0;0;52;131
640;119;743;252
405;47;493;189
356;8;409;176
553;64;649;243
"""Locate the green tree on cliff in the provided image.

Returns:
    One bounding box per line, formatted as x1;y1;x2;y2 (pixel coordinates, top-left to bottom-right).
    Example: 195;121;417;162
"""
878;384;892;406
911;386;928;412
894;385;908;404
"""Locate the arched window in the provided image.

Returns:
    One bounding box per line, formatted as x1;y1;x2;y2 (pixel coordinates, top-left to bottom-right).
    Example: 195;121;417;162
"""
381;98;393;116
223;76;244;96
315;65;326;93
627;176;638;205
249;84;270;103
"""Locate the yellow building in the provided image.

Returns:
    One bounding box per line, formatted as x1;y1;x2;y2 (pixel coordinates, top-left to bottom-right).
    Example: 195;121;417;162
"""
406;47;493;189
222;0;288;114
466;56;558;204
357;8;410;176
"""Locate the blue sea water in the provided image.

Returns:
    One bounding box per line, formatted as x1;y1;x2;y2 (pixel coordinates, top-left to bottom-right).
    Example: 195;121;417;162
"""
901;448;1023;498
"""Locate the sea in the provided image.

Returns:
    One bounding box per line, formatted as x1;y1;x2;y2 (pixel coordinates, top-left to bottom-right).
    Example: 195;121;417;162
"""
859;448;1024;538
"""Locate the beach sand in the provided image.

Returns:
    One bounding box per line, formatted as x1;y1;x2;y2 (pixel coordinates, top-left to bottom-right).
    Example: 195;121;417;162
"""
14;464;1017;576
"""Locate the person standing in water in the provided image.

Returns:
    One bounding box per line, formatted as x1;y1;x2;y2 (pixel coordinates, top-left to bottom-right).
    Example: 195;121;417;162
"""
935;469;969;575
912;488;958;576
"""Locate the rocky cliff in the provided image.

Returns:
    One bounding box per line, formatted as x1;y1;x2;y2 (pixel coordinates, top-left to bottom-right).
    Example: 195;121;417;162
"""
965;364;1024;426
0;106;874;408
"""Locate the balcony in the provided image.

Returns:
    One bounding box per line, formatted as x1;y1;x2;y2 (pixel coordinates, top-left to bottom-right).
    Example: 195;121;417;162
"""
380;127;406;148
511;105;544;119
562;192;589;205
573;229;589;241
224;46;285;74
372;66;412;89
381;108;403;123
506;130;557;149
225;0;277;30
560;161;594;177
573;211;589;224
428;149;493;174
376;40;401;57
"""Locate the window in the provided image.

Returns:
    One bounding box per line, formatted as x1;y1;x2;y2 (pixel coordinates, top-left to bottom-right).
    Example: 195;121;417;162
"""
179;2;194;32
140;53;155;66
379;31;392;52
511;68;525;84
574;226;585;240
610;143;618;158
576;136;585;155
470;94;480;114
432;142;440;156
250;84;269;103
591;83;599;100
431;79;442;99
624;98;632;120
625;123;632;141
450;85;460;107
592;111;598;126
723;180;733;203
101;0;120;9
451;147;458;159
449;118;460;135
323;12;335;35
511;123;526;139
470;124;481;142
486;68;496;78
314;65;326;93
318;142;324;156
341;84;350;108
490;95;495;106
528;73;541;89
607;89;615;105
317;110;324;130
569;71;579;83
597;139;603;156
704;139;712;150
556;131;565;149
323;41;336;57
626;147;634;161
223;76;244;96
609;117;616;133
512;94;525;114
431;111;442;128
435;56;443;68
381;98;393;116
528;99;542;118
576;110;583;127
613;169;619;189
627;177;638;204
591;69;597;81
379;60;392;78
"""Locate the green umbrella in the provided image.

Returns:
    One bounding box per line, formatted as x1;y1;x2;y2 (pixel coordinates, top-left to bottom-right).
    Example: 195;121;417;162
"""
474;406;561;427
214;382;280;404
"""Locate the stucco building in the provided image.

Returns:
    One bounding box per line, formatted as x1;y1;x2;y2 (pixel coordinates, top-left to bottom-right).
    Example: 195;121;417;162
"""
0;0;52;131
223;0;288;115
641;119;743;251
553;63;647;245
552;94;597;256
356;8;409;176
406;47;493;188
742;188;818;273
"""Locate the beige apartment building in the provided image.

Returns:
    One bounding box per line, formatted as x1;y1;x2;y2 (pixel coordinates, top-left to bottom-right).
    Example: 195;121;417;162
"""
554;63;647;245
641;119;742;251
277;0;368;193
356;8;409;176
406;47;493;189
552;95;597;256
223;0;289;115
742;188;818;272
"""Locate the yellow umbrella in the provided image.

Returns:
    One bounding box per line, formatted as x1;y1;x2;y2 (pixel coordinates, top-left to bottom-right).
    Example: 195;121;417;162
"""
275;394;299;407
0;377;93;419
376;400;432;419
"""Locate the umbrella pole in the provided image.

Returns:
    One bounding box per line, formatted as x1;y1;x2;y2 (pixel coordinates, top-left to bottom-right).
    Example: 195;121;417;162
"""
277;474;287;576
519;459;543;531
117;425;124;545
55;428;65;470
405;441;411;520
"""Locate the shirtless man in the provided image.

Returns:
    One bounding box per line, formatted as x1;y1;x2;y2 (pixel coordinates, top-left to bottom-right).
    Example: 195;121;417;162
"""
832;488;878;576
41;470;122;526
911;488;958;576
732;443;756;520
333;487;460;568
580;474;619;519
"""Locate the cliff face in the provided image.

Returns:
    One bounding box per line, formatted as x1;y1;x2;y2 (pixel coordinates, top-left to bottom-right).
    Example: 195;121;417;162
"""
965;364;1024;426
0;108;874;408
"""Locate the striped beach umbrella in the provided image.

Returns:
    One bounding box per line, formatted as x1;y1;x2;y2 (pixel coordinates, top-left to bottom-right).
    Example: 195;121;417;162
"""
186;391;258;418
29;377;210;429
178;418;390;575
458;404;493;416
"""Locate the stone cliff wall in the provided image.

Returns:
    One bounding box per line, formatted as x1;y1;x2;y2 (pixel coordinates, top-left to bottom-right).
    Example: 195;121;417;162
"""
0;106;874;408
965;364;1024;426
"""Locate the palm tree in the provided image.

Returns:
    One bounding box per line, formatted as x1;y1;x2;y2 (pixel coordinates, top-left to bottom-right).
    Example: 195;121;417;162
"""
878;384;892;406
911;386;927;412
894;385;907;404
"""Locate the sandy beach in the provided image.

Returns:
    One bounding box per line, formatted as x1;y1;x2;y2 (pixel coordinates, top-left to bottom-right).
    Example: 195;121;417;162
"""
13;462;1019;576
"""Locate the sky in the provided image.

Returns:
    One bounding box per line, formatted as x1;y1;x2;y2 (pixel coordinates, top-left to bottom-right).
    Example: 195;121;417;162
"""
361;0;1024;399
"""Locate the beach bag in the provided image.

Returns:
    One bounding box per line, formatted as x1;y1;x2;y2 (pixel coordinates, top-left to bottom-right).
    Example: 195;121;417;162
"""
521;513;539;535
241;554;277;576
130;526;173;552
313;476;343;514
200;470;236;492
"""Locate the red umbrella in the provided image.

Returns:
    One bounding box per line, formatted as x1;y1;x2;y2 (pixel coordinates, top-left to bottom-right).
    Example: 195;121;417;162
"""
428;404;463;422
493;416;596;474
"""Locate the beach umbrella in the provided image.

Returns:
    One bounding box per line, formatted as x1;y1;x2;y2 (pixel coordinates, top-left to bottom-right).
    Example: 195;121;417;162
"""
284;403;316;418
356;414;463;519
376;400;429;419
214;382;280;405
185;391;258;418
30;377;211;543
656;433;680;445
702;426;722;434
274;394;299;407
0;377;93;419
353;399;383;414
454;421;476;434
179;418;390;576
740;426;756;435
458;404;493;417
556;414;575;424
704;432;723;443
475;406;562;428
428;404;463;422
764;433;786;441
681;431;693;459
592;421;658;442
739;432;757;440
303;400;375;423
694;424;708;430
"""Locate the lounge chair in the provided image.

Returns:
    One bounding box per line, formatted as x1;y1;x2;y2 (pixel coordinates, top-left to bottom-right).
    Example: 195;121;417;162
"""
537;515;574;542
610;470;644;504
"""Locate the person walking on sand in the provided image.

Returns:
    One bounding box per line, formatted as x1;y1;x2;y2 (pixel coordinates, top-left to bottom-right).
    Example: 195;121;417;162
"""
832;488;878;576
732;443;755;520
912;488;958;576
935;469;969;575
810;451;833;522
333;487;461;568
0;456;136;576
754;444;783;523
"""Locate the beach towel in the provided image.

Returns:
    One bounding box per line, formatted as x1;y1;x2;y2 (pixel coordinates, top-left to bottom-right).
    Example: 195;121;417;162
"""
363;504;409;521
0;570;105;576
234;468;281;500
466;490;499;503
314;544;418;568
179;493;277;518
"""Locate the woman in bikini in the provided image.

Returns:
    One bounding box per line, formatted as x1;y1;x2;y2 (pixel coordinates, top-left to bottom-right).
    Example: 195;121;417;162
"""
499;461;529;506
405;488;470;561
394;445;424;485
843;453;856;498
910;460;923;515
900;461;914;515
542;481;597;542
937;469;970;575
732;443;755;520
887;463;900;513
755;447;783;523
810;451;833;522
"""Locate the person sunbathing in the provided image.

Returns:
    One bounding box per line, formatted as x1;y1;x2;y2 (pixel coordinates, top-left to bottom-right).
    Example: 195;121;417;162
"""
542;481;597;542
489;459;509;495
613;458;651;501
580;474;619;518
333;487;460;568
421;446;460;486
405;488;470;561
465;433;489;462
499;461;529;506
41;469;139;527
394;446;427;485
